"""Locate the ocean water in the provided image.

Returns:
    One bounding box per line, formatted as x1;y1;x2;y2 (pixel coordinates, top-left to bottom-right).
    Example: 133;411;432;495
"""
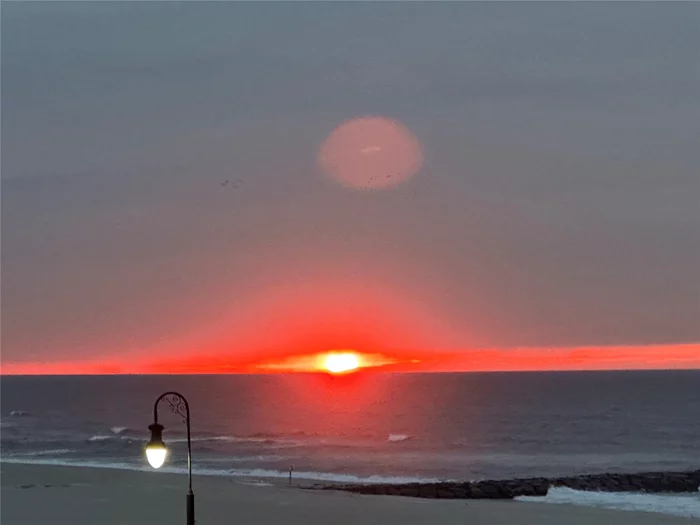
2;371;700;516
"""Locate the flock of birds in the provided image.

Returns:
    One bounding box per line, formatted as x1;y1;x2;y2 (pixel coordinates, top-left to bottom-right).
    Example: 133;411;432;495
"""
221;179;243;189
367;172;401;183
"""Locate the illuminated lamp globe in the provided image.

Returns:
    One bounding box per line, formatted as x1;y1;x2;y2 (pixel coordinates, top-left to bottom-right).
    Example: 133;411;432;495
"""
145;423;168;469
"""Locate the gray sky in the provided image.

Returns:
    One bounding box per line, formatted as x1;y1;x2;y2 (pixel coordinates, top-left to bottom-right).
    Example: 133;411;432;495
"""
2;2;699;364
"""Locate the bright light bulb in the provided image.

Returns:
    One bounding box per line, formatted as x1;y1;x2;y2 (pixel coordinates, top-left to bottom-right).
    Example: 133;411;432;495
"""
146;446;168;469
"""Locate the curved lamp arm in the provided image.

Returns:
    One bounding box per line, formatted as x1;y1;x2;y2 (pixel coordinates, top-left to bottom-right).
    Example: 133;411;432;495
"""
152;391;193;494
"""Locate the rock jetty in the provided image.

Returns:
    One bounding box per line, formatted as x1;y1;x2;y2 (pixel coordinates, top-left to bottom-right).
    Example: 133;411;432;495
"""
310;470;700;500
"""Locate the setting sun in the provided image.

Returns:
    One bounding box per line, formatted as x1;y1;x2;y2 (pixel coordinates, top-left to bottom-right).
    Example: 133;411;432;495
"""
323;352;360;374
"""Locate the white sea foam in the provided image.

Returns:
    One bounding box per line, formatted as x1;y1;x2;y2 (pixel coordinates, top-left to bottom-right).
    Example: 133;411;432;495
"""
87;435;112;442
6;449;74;457
9;410;30;417
387;434;411;443
168;435;302;447
110;426;129;435
517;486;700;519
205;455;287;463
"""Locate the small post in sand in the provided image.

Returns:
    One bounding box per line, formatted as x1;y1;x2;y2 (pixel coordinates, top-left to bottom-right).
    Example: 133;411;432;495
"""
289;465;294;485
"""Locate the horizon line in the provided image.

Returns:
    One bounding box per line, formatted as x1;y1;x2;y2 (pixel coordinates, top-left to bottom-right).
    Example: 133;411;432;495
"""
3;366;700;377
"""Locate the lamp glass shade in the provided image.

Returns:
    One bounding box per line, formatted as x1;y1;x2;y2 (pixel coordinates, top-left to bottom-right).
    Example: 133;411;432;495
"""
146;422;168;468
146;445;168;468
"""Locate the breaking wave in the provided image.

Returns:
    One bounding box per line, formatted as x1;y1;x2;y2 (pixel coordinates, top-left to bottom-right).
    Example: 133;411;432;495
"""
167;435;303;447
5;449;75;457
87;435;113;442
517;486;700;518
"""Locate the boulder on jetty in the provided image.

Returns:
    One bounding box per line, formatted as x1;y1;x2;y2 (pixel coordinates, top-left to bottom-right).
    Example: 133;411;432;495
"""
311;470;700;500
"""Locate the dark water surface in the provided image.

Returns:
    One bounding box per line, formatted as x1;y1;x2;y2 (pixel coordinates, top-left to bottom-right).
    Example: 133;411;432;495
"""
2;371;699;483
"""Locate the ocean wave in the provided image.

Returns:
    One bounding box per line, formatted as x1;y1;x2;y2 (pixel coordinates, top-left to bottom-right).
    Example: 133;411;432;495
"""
87;435;113;442
249;430;314;439
9;410;30;417
517;486;700;519
205;454;287;463
6;449;75;457
73;429;420;448
167;435;303;447
387;434;412;443
80;431;303;447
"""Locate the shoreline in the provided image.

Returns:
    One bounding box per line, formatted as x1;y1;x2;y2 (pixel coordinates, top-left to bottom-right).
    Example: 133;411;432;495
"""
0;457;443;485
2;463;698;524
4;456;699;491
4;456;700;490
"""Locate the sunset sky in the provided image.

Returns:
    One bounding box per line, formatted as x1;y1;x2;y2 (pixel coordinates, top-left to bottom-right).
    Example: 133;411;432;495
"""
2;3;698;374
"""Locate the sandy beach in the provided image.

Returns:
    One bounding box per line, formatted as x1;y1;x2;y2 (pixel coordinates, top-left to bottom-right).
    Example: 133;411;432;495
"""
1;463;697;525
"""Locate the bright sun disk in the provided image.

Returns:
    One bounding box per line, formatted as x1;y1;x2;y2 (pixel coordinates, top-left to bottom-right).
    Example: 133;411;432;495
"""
323;352;360;374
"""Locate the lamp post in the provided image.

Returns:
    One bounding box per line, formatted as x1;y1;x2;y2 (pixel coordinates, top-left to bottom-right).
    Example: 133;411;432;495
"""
145;391;194;525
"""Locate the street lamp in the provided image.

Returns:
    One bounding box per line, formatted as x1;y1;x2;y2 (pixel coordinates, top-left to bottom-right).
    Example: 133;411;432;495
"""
146;391;194;525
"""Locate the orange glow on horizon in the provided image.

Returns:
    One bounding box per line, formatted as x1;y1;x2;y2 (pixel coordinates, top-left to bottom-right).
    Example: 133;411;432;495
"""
253;350;402;374
0;344;698;375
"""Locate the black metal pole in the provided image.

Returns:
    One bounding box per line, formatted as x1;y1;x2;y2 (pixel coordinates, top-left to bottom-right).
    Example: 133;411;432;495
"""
153;391;195;525
187;491;195;525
